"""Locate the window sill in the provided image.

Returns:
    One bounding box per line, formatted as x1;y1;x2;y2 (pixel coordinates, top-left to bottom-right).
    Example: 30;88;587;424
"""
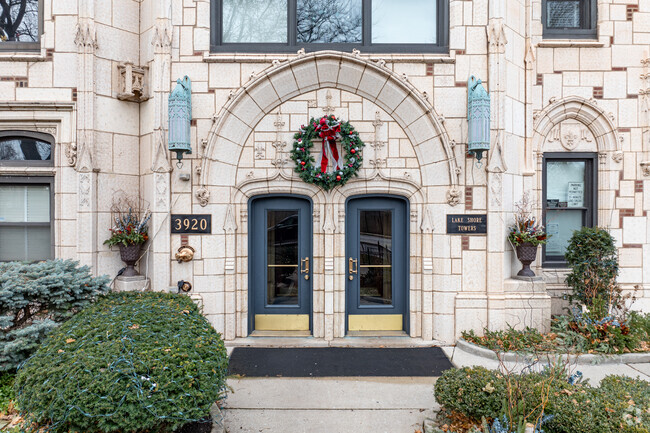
202;51;455;64
537;40;604;48
0;50;48;62
0;166;56;175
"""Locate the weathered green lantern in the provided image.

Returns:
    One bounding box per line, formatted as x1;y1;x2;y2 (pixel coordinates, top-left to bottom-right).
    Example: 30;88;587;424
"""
168;76;192;165
467;75;491;162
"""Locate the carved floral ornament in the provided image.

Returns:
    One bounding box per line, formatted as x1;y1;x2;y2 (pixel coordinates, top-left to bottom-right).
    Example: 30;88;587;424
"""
546;120;595;151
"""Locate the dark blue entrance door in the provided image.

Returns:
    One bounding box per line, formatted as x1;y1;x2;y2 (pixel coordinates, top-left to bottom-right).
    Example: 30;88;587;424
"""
250;196;312;332
346;196;408;332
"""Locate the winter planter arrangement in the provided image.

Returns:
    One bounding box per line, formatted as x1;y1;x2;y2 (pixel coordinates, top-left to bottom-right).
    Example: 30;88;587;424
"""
104;194;151;289
508;194;548;278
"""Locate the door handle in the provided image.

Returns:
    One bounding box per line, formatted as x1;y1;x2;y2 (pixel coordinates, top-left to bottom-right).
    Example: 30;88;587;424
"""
301;257;310;280
349;258;358;280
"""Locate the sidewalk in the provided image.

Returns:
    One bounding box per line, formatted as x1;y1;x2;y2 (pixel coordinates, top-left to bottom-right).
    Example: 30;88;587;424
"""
222;376;438;433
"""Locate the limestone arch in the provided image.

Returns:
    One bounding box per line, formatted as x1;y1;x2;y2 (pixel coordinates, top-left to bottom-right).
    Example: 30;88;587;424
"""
531;96;621;229
533;96;621;155
198;50;460;204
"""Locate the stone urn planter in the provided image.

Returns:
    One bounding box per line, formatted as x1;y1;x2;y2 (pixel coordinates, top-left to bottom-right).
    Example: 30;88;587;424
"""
515;242;538;277
119;243;142;277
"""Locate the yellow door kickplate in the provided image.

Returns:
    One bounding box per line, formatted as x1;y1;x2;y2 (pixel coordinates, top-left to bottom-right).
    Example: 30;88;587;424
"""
348;314;403;331
255;314;310;331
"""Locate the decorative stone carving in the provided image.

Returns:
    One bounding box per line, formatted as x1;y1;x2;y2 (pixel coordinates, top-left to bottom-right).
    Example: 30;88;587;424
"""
78;173;91;209
74;20;98;50
65;142;77;167
76;138;94;173
117;62;150;102
322;204;335;234
152;19;172;53
641;161;650;176
152;129;172;173
489;172;503;207
446;188;461;206
254;143;265;159
155;172;167;208
487;18;507;53
546;120;595;151
196;187;210;207
420;206;434;233
371;111;386;151
323;90;335;115
224;205;238;233
612;150;624;163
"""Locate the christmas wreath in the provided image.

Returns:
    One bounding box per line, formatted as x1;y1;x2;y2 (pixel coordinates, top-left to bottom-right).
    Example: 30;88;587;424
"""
290;115;365;191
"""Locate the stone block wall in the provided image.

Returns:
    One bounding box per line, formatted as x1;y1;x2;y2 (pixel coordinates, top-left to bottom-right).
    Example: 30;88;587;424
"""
0;0;648;343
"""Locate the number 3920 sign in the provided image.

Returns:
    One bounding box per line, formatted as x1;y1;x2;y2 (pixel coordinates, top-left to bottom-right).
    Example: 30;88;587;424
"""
171;214;212;234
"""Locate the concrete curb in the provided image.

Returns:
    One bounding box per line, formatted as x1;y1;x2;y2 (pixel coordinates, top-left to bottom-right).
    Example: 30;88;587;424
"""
210;403;225;433
456;339;650;365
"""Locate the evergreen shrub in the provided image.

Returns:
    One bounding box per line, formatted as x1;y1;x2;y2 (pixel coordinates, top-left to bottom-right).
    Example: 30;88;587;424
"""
14;291;229;433
565;227;619;313
0;259;110;371
434;366;506;421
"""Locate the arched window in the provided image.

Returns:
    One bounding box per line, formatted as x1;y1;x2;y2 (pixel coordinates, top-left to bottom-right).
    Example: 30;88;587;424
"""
0;131;54;261
0;130;53;166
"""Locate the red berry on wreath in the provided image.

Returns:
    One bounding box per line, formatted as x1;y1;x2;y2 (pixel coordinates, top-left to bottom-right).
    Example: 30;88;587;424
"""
320;117;327;125
301;161;306;166
350;149;356;154
336;175;341;181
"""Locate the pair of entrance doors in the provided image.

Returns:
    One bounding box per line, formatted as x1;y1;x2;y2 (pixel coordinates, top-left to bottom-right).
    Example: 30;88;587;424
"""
249;195;408;334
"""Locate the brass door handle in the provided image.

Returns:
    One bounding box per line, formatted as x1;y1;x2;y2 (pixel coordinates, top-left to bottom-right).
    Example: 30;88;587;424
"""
349;258;358;280
301;257;310;280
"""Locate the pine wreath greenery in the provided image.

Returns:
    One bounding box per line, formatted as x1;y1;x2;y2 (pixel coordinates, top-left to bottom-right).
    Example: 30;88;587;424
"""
290;114;365;191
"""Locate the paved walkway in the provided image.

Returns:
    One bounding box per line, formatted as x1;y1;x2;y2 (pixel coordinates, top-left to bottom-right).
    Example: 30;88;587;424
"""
222;376;437;433
220;342;650;432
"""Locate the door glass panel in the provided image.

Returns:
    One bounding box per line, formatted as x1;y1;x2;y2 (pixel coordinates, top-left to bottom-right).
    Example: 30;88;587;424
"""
359;210;392;305
267;210;299;305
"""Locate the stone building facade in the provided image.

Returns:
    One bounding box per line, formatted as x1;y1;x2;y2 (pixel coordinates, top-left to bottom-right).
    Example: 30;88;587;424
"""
0;0;649;344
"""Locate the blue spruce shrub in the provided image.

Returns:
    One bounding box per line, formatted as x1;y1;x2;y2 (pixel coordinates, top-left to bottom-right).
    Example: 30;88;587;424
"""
0;259;110;371
14;291;229;433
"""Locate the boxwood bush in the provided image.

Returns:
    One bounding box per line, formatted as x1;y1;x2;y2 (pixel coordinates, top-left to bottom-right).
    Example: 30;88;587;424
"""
14;291;229;433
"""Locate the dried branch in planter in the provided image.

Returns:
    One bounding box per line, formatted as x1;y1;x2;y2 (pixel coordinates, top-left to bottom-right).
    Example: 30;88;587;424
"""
104;192;151;247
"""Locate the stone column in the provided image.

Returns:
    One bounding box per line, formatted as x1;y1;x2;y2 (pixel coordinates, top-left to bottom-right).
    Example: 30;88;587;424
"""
485;16;508;331
144;0;174;292
74;2;98;271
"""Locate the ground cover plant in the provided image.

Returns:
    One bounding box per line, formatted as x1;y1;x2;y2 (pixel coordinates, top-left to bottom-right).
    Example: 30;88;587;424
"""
0;259;110;372
14;291;229;433
433;366;650;433
462;311;650;355
464;227;649;355
0;371;14;414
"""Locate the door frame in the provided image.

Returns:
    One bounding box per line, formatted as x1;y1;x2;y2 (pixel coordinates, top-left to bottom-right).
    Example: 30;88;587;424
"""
344;194;410;334
247;194;314;334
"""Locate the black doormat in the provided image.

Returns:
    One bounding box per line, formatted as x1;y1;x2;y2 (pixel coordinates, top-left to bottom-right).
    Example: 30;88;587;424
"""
228;347;454;377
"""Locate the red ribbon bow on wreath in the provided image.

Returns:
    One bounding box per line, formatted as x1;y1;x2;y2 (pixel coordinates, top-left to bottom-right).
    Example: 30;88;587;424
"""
317;116;342;173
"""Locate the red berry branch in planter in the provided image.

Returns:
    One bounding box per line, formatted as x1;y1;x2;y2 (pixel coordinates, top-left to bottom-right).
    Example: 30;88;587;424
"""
290;115;365;191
